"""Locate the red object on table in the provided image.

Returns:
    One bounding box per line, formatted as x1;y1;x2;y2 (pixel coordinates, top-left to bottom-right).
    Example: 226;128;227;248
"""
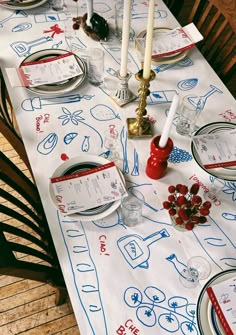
146;135;174;179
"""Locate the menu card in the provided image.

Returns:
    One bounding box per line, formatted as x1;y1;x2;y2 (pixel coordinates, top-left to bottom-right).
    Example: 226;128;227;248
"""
206;276;236;335
136;23;203;58
192;130;236;169
51;162;126;216
6;52;83;88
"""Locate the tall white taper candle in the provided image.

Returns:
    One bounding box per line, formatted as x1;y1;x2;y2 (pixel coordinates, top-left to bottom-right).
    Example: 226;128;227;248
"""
159;94;179;148
143;0;155;80
86;0;93;26
120;0;132;77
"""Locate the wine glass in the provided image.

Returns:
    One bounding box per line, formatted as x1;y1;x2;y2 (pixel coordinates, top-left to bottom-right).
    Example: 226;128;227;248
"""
64;17;76;52
103;127;120;161
203;176;226;202
179;256;211;288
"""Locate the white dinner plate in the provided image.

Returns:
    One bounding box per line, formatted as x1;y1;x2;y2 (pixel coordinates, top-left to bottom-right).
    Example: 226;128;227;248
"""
20;49;87;96
49;155;125;221
0;0;48;9
197;269;236;335
136;27;190;65
191;122;236;181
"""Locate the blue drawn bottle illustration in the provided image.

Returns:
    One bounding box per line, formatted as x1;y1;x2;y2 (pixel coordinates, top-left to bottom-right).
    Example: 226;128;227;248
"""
117;229;170;269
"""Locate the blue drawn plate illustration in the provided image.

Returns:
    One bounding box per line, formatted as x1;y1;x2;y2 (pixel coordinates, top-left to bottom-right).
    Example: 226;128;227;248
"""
191;122;236;181
197;269;236;335
136;27;190;65
0;0;47;9
49;155;125;221
20;49;86;96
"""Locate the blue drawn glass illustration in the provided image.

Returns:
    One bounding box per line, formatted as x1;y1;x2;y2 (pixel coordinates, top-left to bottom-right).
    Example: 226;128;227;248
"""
0;10;27;28
52;40;63;49
117;228;170;269
131;149;139;176
58;108;103;147
37;133;58;155
124;286;198;333
166;254;188;279
21;94;94;111
187;85;223;110
168;146;193;163
191;215;236;270
12;22;32;32
82;136;90;152
177;78;198;91
154;57;194;73
148;90;177;104
11;36;53;57
34;12;69;23
223;181;236;201
222;212;236;220
90;104;121;121
120;127;129;174
57;217;108;335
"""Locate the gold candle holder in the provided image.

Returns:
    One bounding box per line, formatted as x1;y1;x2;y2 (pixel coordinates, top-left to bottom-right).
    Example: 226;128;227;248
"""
127;69;156;138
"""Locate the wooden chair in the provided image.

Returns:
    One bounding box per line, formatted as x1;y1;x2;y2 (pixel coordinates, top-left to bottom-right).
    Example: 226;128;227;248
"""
162;0;236;96
0;151;67;305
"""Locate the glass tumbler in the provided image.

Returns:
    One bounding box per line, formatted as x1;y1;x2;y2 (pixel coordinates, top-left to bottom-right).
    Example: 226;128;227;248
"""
87;48;104;86
121;189;144;227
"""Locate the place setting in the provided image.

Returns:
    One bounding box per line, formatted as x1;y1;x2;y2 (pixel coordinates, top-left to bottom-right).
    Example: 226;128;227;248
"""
0;0;48;10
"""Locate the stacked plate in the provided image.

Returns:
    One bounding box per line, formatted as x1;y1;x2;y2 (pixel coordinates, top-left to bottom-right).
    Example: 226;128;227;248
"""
0;0;48;9
191;122;236;181
197;269;236;334
20;49;87;96
49;155;125;221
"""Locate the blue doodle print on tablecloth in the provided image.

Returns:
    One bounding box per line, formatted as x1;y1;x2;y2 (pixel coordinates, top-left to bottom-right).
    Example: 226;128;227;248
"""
223;181;236;201
81;2;112;13
92;210;126;229
148;90;177;104
90;104;121;121
58;108;103;147
168;146;192;163
57;215;108;334
131;149;139;176
82;136;90;152
154;57;194;73
63;132;78;145
120;127;129;174
34;12;69;23
37;133;58;155
124;286;198;333
11;36;53;57
117;229;170;269
0;10;27;28
12;22;32;32
166;253;187;279
21;94;94;112
177;78;198;91
222;212;236;221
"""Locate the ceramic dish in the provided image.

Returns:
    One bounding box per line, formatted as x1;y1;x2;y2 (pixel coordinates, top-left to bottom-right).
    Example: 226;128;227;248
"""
49;155;125;221
191;122;236;181
20;49;86;96
136;27;190;65
0;0;48;9
197;269;236;335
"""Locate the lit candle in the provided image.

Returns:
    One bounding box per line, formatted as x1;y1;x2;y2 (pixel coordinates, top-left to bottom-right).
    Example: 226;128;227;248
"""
159;94;179;148
120;0;132;78
143;0;155;80
86;0;93;26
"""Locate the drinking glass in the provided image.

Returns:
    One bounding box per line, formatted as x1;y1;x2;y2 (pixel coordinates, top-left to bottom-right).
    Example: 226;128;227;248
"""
64;17;76;52
121;189;144;227
179;256;211;288
52;0;65;11
176;95;204;136
87;48;105;86
115;1;124;40
203;176;226;202
103;127;120;161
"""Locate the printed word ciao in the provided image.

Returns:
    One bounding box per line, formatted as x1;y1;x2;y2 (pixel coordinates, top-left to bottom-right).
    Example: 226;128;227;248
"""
35;113;50;133
116;319;140;335
189;174;221;206
99;235;110;256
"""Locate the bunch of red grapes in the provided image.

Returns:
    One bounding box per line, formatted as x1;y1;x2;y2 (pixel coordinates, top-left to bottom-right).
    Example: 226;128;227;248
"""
163;183;212;230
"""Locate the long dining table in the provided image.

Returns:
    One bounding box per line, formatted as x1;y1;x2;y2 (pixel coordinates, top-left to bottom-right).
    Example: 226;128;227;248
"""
0;1;236;334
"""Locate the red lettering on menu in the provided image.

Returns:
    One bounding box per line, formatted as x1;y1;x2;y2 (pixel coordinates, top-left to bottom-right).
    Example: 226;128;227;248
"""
116;320;140;334
189;174;221;206
99;235;110;256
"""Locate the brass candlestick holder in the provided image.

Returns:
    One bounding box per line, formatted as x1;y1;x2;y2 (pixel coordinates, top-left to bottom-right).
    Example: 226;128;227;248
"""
127;69;155;138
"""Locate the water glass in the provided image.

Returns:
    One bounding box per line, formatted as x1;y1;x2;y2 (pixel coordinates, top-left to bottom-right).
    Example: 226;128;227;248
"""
87;48;104;86
115;1;124;39
121;189;144;227
176;95;203;136
52;0;65;11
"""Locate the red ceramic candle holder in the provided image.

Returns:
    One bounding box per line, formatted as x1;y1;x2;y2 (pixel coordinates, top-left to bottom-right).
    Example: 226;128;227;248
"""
146;135;174;179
